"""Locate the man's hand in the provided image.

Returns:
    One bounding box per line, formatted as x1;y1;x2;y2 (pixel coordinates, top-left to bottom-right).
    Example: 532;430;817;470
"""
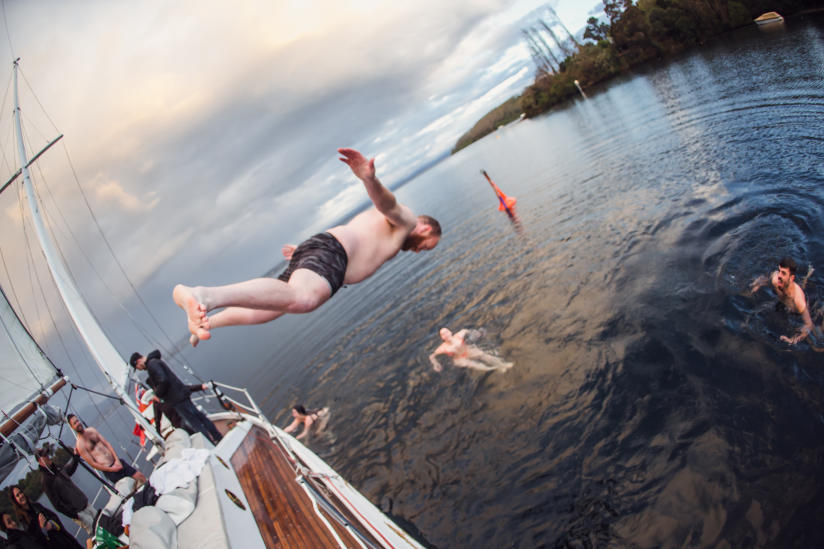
750;275;768;295
282;244;297;260
338;148;375;182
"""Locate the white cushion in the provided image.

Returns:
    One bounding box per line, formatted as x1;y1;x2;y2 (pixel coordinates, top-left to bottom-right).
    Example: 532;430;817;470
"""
130;505;178;549
161;428;193;464
156;481;198;525
115;476;136;497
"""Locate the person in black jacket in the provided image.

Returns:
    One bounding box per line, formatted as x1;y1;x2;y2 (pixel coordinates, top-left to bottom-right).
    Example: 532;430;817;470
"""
8;487;82;549
36;446;97;535
1;511;47;549
129;350;222;445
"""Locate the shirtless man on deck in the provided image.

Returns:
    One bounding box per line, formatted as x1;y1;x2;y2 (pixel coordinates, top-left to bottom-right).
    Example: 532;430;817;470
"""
174;148;441;346
68;414;146;487
750;256;814;345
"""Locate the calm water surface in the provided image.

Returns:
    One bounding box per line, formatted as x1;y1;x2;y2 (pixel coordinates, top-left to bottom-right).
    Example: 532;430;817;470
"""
188;15;824;548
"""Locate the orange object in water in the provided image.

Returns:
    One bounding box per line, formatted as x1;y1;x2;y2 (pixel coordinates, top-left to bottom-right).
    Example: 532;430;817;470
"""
481;170;516;214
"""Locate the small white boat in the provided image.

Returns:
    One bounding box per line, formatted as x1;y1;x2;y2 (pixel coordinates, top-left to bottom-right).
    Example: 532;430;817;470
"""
754;11;784;25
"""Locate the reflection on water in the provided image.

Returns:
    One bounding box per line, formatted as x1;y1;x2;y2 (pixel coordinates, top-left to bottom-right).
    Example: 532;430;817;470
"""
191;14;824;548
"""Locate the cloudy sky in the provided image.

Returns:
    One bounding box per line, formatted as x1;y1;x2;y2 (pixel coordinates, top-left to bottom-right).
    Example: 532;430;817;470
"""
0;0;600;353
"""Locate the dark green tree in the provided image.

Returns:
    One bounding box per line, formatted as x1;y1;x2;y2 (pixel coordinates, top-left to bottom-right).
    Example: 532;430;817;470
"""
584;16;611;43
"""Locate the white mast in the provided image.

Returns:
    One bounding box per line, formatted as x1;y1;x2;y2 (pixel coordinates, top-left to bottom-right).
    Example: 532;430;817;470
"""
10;59;163;447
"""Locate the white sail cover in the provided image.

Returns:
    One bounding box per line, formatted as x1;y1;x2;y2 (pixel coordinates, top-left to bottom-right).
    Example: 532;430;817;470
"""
0;285;58;415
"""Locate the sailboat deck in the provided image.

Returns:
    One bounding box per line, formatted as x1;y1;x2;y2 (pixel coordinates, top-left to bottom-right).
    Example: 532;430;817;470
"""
231;425;382;548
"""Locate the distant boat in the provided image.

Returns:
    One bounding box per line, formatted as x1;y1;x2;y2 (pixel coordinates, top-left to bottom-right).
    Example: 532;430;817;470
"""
754;11;784;25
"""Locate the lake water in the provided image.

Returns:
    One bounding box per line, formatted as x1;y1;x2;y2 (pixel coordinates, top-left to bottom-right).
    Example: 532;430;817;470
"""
183;14;824;548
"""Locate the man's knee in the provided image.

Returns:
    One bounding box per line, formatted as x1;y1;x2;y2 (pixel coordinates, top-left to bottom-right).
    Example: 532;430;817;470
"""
287;295;325;313
286;285;331;313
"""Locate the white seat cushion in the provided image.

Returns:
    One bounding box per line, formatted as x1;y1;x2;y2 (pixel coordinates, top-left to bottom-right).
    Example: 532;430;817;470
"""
130;505;178;549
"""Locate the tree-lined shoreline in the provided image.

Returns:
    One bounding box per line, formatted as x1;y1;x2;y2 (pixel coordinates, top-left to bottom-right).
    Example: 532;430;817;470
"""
453;0;821;154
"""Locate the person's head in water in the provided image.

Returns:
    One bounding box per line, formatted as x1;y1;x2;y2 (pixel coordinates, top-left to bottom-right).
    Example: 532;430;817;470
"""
292;405;307;418
777;256;798;290
402;215;442;253
439;327;453;341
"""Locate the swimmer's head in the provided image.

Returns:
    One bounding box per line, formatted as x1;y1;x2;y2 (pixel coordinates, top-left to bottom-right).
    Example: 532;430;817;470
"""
779;257;797;276
439;327;452;340
402;215;442;253
292;405;307;417
777;256;798;288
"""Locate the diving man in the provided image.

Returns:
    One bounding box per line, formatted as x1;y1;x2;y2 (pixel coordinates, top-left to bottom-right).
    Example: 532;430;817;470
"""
174;148;441;346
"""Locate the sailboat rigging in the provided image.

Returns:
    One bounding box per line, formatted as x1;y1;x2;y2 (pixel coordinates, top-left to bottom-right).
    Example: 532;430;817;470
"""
1;58;425;548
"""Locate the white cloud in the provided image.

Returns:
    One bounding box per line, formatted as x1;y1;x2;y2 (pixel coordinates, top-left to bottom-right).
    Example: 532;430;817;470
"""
93;178;157;213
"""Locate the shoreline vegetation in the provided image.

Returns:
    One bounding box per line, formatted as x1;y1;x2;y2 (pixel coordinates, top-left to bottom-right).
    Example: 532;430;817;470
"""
452;0;821;154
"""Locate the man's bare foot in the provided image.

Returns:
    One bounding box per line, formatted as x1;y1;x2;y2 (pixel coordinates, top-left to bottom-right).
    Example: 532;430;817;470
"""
173;284;211;343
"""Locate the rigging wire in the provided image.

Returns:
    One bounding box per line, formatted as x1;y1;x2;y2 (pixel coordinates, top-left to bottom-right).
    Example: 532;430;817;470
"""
8;75;138;450
0;247;30;328
0;73;13;174
15;68;202;381
5;64;194;465
55;141;203;381
0;37;147;468
0;0;15;66
16;185;129;452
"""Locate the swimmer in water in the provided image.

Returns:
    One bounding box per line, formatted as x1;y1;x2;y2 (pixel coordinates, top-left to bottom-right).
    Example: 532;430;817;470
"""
429;327;513;372
283;405;329;441
749;256;814;345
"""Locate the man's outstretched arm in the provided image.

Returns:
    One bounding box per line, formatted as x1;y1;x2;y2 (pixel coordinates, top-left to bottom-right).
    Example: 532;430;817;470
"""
338;148;416;229
749;274;770;294
781;305;814;345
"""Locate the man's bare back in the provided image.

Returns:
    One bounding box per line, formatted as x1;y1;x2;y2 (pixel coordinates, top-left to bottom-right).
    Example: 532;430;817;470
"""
174;148;441;345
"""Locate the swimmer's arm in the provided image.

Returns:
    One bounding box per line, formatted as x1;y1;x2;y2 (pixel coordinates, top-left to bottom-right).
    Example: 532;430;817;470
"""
429;347;447;371
780;307;814;345
338;148;416;229
283;419;300;434
749;274;770;294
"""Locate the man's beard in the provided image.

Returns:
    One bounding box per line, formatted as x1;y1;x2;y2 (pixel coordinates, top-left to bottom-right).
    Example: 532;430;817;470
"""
401;232;425;251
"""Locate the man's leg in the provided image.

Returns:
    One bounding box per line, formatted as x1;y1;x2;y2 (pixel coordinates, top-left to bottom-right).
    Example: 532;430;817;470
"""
74;503;97;535
478;352;513;371
174;270;332;341
453;358;498;371
175;400;223;445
